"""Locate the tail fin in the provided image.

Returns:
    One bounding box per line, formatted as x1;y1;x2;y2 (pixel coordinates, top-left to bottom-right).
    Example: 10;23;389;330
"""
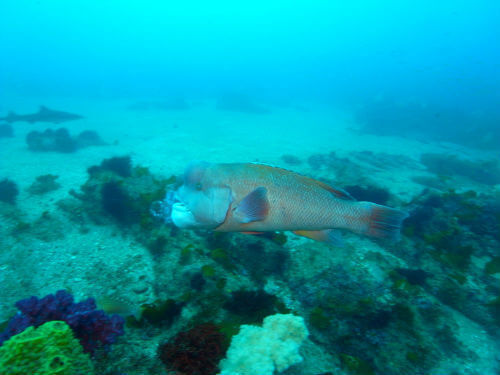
361;203;408;241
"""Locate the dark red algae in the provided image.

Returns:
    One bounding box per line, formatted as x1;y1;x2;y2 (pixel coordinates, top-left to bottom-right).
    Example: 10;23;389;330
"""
158;323;228;375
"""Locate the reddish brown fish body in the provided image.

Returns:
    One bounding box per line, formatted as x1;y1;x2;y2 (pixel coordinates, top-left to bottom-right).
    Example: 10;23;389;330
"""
195;163;406;239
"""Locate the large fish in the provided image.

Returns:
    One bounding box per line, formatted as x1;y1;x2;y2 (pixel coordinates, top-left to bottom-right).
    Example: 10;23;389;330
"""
159;162;408;244
0;106;84;124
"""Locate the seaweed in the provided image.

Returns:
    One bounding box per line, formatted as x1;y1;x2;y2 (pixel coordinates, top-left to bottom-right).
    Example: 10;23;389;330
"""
339;354;375;375
395;268;430;286
0;178;19;204
158;323;228;375
101;181;137;223
421;153;500;185
89;156;132;178
309;307;331;330
190;272;206;291
27;174;60;195
139;299;183;327
484;256;500;275
223;290;278;323
344;185;390;205
76;130;105;147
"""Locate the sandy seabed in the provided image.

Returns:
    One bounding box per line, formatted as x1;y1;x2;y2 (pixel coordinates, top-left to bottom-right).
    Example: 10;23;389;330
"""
0;96;499;374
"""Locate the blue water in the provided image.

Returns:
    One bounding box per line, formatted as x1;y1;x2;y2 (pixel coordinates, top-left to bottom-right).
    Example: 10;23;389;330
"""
0;1;499;374
1;1;499;106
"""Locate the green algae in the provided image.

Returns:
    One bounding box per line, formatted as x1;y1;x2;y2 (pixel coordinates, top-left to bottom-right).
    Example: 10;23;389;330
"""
484;256;500;275
201;265;216;278
392;303;415;326
215;278;227;290
339;354;375;375
139;299;183;327
309;307;331;330
210;248;235;271
179;244;194;264
271;232;288;245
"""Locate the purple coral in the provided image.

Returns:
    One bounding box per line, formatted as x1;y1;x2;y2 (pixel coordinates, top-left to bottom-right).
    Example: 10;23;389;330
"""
0;290;124;354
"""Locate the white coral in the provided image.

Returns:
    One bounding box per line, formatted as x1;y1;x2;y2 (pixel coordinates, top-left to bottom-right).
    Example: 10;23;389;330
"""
218;313;308;375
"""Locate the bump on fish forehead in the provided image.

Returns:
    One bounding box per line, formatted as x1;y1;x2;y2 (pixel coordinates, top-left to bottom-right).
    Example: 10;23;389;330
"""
183;161;211;187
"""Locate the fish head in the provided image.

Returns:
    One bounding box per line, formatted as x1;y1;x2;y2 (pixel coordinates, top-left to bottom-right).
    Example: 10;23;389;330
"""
171;162;232;229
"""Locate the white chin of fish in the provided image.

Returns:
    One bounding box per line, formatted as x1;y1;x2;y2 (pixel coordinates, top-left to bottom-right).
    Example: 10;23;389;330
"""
171;202;198;228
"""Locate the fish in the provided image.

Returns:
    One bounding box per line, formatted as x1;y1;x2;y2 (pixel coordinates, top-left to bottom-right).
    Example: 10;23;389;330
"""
96;295;141;320
0;106;84;124
162;162;408;244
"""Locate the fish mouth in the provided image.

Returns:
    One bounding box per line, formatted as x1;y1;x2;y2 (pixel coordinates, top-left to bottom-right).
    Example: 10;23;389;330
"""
150;185;200;228
150;189;183;224
171;201;199;228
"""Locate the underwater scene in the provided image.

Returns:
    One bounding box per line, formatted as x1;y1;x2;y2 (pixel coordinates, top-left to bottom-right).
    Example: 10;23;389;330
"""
0;1;499;374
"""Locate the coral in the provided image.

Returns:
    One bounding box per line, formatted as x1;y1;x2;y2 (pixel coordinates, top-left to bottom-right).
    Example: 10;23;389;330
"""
0;178;19;204
219;314;308;375
75;130;104;148
0;321;94;375
26;128;78;153
158;323;228;375
28;174;60;195
24;128;102;152
0;290;124;355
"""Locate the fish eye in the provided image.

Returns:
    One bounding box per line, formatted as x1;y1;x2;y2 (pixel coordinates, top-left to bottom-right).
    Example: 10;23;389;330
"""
195;182;202;190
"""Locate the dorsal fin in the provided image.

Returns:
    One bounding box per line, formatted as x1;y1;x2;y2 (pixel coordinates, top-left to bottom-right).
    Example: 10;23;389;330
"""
313;180;355;200
247;163;355;200
39;105;49;112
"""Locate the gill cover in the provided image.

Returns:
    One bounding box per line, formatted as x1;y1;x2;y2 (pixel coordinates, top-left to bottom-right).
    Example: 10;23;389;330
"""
171;162;232;229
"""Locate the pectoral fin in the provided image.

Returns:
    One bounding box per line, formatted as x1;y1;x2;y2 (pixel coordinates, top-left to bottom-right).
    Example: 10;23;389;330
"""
293;229;344;246
234;187;269;223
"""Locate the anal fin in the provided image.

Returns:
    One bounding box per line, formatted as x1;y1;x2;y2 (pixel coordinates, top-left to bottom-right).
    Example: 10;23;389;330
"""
293;229;344;246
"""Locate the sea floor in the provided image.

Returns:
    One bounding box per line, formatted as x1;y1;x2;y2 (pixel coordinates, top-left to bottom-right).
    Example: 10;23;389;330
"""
0;96;499;374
